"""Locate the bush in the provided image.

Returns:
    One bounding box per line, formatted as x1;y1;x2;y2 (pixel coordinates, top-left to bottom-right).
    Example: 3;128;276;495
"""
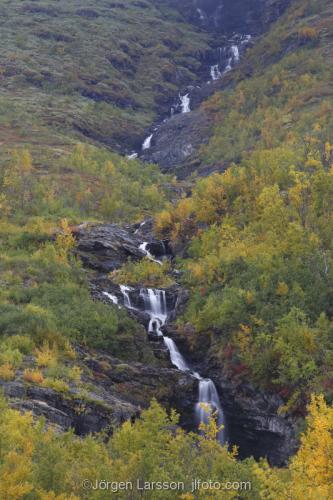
43;378;69;393
112;258;174;287
0;363;15;381
23;369;44;385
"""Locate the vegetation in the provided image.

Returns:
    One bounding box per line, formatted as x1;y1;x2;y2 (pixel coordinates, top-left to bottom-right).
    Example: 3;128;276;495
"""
0;0;210;157
0;0;333;496
0;395;331;499
112;258;175;288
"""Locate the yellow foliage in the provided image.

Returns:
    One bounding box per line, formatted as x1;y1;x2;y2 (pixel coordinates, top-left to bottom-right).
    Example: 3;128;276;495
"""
0;363;15;381
276;282;289;296
255;395;333;499
55;218;76;261
35;342;58;368
23;369;44;385
43;378;69;393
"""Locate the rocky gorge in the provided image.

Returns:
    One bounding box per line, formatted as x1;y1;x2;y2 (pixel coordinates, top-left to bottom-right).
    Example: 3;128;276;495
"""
74;221;297;466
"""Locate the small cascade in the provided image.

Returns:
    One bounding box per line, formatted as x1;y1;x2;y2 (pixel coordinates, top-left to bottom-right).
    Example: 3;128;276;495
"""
127;152;138;160
163;336;190;371
180;93;191;113
142;133;153;150
195;378;226;443
120;285;135;309
102;291;119;305
139;242;163;265
210;64;222;81
231;44;240;63
196;8;206;22
140;288;168;336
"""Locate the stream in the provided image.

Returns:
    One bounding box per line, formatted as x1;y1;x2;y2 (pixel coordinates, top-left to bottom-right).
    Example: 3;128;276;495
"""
103;245;227;443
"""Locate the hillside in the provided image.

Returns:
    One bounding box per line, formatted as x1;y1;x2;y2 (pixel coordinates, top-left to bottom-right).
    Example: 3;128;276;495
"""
0;0;210;158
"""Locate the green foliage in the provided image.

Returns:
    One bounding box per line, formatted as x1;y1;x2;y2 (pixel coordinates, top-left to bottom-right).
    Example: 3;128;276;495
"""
0;146;169;223
162;146;333;410
0;397;259;499
0;0;210;157
112;258;175;287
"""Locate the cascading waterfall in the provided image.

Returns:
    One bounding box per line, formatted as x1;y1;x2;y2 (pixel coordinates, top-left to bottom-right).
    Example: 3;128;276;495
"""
117;280;226;443
140;288;167;336
195;378;226;442
102;291;119;305
120;285;135;309
142;133;153;150
231;44;240;62
180;93;191;113
139;242;163;265
210;64;222;81
163;336;190;372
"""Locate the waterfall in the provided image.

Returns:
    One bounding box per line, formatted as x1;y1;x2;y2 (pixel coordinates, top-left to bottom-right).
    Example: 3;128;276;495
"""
142;133;153;150
127;152;138;160
140;288;168;336
115;283;226;443
180;93;191;113
196;8;206;21
210;64;222;81
120;285;135;309
163;336;190;371
102;291;119;305
195;378;226;442
231;45;240;62
139;242;163;265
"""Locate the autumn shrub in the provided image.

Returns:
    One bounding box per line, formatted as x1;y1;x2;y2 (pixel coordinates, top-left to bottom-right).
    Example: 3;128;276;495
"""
298;26;319;43
23;369;44;385
34;342;58;368
0;363;15;381
42;378;69;393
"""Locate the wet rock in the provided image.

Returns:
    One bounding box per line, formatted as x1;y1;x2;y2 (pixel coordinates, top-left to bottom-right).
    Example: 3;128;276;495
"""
141;109;211;174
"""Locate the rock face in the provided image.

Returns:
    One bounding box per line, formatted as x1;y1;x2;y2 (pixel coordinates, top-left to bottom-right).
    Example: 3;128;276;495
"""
216;377;298;466
74;222;170;273
1;347;198;435
168;330;298;466
161;0;291;34
141;109;212;175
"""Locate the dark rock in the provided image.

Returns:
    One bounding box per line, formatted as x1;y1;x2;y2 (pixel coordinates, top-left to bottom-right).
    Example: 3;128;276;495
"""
161;0;291;35
74;222;172;273
74;223;146;272
140;109;211;174
216;377;298;466
0;347;198;436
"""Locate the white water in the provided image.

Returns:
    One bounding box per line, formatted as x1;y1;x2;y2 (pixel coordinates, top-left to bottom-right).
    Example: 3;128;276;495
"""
195;379;226;442
139;242;163;265
120;285;135;309
140;288;168;336
231;44;240;62
210;64;222;81
129;286;226;442
163;336;190;371
180;93;191;113
142;133;153;150
102;292;119;305
197;8;206;21
127;152;138;160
